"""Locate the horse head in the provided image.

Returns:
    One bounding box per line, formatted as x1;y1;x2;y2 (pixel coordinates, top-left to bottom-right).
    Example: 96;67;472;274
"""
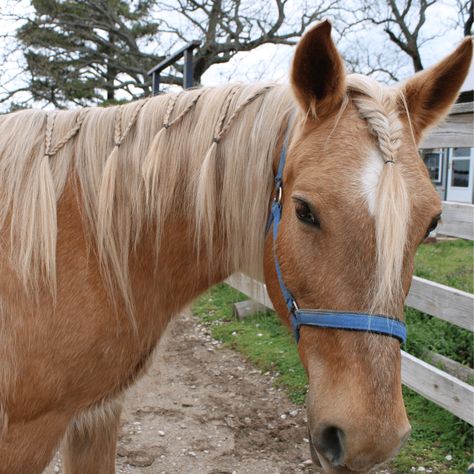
264;20;472;473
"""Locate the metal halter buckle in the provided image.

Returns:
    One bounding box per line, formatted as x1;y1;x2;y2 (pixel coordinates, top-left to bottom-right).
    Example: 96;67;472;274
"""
274;185;282;203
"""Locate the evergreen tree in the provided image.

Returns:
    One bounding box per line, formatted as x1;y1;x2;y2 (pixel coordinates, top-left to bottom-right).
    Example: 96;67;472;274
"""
16;0;161;106
2;0;338;109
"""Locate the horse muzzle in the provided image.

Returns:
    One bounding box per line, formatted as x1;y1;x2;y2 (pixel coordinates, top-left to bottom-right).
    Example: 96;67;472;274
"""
308;421;411;473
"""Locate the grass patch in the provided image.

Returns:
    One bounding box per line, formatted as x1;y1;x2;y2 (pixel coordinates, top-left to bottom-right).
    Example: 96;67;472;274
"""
193;239;473;472
415;239;473;293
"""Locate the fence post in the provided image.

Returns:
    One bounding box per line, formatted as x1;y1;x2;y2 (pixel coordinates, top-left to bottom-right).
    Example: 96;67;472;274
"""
152;74;161;96
183;47;194;89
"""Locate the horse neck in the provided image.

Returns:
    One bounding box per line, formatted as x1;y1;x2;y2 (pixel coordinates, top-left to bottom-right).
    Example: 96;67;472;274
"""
127;85;293;316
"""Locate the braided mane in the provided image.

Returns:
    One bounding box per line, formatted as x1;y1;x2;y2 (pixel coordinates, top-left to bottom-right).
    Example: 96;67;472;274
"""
0;84;293;311
0;76;410;315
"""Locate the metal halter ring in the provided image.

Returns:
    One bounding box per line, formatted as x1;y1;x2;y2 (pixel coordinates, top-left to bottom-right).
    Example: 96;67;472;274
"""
274;185;283;203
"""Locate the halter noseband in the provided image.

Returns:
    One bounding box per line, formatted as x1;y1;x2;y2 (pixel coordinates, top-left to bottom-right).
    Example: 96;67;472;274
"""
266;128;407;345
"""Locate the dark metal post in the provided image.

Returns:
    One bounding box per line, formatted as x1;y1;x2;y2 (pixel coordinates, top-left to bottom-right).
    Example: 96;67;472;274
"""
152;73;160;95
183;48;194;89
147;40;200;95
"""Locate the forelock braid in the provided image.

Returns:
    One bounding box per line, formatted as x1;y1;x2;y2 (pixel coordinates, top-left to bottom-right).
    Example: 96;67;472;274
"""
347;75;402;164
347;74;409;314
353;95;402;164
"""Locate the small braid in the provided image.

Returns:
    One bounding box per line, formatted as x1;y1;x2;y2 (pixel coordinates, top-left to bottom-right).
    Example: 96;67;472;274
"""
109;98;151;149
44;112;58;156
212;86;240;143
162;93;181;128
48;108;88;156
117;99;150;145
217;86;272;141
167;90;205;128
114;105;124;147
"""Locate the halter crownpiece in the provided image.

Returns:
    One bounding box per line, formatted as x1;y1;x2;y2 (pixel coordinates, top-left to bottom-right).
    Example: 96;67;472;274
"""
266;124;407;345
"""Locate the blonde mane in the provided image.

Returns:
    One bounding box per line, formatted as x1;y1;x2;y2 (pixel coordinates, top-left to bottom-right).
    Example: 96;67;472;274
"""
0;84;293;312
0;77;409;315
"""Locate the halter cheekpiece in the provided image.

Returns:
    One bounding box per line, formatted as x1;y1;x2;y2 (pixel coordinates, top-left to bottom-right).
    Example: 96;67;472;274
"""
266;125;407;345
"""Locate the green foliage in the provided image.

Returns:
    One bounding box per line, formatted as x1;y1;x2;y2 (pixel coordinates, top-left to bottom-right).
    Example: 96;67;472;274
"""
16;0;160;106
193;239;474;472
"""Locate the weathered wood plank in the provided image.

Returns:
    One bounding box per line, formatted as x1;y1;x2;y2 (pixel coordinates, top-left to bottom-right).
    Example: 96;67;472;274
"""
233;300;269;320
438;201;474;240
407;276;474;331
450;102;473;115
226;273;274;309
401;351;474;425
420;113;473;148
426;351;474;384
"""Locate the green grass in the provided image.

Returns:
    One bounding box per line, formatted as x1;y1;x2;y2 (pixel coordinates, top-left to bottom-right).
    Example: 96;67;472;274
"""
193;239;474;473
408;240;474;367
415;239;473;293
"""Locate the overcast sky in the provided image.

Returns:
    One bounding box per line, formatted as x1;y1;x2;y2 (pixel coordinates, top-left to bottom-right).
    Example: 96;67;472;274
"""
0;0;472;110
199;0;473;91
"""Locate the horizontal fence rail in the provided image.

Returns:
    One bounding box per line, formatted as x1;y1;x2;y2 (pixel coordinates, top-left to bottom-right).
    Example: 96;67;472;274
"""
225;272;474;425
407;277;474;332
438;201;474;240
401;351;473;424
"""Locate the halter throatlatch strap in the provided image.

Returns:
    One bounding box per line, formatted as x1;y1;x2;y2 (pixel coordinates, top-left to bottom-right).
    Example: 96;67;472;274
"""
267;125;407;345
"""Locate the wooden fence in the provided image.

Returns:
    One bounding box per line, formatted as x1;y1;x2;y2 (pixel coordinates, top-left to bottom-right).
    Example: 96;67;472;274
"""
226;200;474;425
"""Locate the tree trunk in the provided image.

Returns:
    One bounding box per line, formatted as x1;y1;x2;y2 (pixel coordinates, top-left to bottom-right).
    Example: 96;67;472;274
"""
412;53;424;72
105;32;116;101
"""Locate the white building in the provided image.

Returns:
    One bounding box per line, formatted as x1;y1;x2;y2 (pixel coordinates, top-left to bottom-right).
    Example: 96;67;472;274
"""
420;61;474;204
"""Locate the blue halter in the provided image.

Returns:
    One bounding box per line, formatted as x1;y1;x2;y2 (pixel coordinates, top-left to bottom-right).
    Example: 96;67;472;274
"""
266;130;407;345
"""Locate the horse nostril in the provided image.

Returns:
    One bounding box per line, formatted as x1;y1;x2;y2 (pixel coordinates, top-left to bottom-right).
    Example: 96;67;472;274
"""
315;425;345;465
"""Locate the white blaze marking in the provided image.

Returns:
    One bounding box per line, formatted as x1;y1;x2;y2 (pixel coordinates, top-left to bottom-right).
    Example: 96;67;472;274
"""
361;148;384;216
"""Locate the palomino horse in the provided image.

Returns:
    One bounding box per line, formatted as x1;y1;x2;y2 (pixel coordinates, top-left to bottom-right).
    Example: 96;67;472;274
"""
0;20;471;474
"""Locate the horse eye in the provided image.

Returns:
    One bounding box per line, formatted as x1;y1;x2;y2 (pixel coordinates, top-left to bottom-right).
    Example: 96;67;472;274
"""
294;198;320;227
424;214;441;239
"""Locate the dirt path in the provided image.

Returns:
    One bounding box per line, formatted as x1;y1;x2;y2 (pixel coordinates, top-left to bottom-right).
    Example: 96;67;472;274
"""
46;311;319;474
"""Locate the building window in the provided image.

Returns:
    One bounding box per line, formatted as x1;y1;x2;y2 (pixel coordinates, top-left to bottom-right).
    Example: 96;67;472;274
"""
451;159;470;187
453;147;471;157
421;149;443;183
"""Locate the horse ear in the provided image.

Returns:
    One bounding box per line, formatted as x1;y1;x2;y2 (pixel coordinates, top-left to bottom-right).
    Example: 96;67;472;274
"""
401;38;473;141
291;20;346;118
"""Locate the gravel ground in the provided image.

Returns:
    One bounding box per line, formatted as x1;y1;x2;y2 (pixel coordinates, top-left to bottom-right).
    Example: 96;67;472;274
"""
45;311;320;474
